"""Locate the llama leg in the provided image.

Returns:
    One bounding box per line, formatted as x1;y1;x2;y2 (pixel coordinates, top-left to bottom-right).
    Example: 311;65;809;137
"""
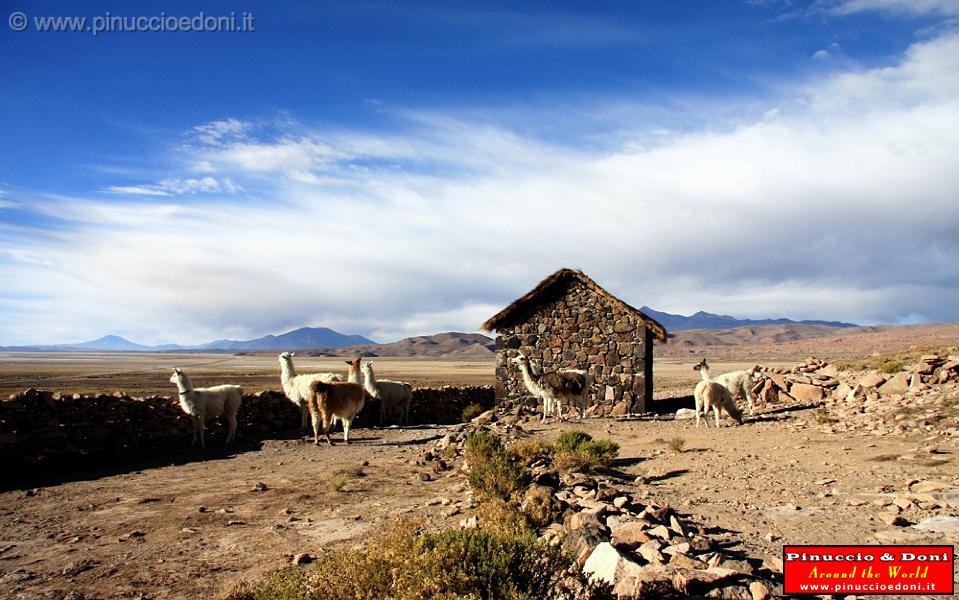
342;418;351;444
197;416;207;449
541;397;548;422
713;406;721;428
311;410;322;446
226;413;237;445
191;416;198;446
321;410;334;445
745;387;755;416
556;398;565;421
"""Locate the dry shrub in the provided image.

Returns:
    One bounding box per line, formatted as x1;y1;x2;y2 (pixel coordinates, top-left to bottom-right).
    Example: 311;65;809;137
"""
553;430;619;473
461;402;485;422
519;485;555;528
813;409;838;424
464;431;528;501
227;520;566;600
508;439;554;465
666;437;686;453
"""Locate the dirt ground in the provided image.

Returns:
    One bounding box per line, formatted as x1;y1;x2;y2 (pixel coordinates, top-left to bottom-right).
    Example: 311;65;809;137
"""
2;354;958;598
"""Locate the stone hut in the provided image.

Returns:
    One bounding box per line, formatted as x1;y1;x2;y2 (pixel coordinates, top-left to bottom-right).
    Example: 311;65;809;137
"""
481;269;668;414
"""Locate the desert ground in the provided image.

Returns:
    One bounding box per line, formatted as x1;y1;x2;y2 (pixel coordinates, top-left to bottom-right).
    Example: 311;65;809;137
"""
1;329;958;599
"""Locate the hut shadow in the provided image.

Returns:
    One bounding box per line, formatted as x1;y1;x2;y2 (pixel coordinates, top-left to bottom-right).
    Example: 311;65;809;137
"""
1;439;267;493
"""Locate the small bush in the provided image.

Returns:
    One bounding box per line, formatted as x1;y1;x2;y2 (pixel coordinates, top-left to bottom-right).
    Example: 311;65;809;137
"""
468;451;527;501
464;430;504;463
878;360;904;374
464;431;528;501
555;430;593;454
666;437;686;453
327;475;348;492
461;403;485;422
552;430;619;472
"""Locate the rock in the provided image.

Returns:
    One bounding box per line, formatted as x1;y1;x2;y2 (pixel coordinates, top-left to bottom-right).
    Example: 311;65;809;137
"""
675;408;697;420
910;480;953;493
749;581;771;600
877;512;909;526
251;481;268;492
637;540;666;564
613;496;630;509
669;552;709;569
291;552;313;565
878;373;910;396
790;383;825;403
912;515;959;535
612;566;678;598
563;526;607;567
611;522;652;550
859;371;886;388
583;542;627;585
647;524;672;540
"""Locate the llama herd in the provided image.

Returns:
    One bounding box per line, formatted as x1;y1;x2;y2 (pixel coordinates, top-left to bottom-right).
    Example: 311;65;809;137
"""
510;353;758;428
168;352;757;448
169;353;412;448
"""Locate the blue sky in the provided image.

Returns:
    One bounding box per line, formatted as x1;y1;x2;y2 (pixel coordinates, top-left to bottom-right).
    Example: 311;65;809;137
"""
1;0;958;345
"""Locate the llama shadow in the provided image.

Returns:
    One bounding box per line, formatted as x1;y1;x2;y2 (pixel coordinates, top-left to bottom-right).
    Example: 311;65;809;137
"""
640;468;690;483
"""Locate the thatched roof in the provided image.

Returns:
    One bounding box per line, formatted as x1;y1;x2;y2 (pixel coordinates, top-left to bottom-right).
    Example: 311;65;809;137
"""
481;268;668;342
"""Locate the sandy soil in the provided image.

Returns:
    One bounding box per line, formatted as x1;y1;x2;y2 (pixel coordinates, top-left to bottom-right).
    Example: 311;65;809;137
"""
2;351;957;598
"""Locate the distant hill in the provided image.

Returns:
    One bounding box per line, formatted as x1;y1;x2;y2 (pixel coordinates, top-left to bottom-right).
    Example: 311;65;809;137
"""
310;332;495;358
1;327;374;353
193;327;374;350
639;306;857;332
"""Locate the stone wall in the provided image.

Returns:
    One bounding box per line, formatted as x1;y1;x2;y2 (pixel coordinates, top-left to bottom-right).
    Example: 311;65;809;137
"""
493;280;649;414
0;385;494;471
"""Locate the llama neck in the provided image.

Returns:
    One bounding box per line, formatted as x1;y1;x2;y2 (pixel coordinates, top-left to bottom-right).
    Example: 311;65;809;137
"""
348;364;361;384
362;366;378;396
699;366;711;382
517;362;540;392
173;375;192;394
280;359;295;384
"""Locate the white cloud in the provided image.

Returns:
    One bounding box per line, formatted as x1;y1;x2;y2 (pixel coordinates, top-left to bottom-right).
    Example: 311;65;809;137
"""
812;49;831;59
2;32;959;345
827;0;959;16
192;118;250;145
102;177;243;197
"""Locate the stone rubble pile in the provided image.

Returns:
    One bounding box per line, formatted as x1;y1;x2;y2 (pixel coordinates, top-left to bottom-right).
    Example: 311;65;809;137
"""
751;354;959;437
427;415;782;599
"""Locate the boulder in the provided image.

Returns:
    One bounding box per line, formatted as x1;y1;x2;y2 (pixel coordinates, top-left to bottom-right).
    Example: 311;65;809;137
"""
789;383;824;403
859;371;886;388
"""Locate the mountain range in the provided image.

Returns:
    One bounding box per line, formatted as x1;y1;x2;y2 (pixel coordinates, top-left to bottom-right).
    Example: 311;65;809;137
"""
0;308;857;353
638;307;856;332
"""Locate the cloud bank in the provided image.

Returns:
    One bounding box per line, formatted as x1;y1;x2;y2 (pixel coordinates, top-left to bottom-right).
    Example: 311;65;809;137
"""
1;31;958;345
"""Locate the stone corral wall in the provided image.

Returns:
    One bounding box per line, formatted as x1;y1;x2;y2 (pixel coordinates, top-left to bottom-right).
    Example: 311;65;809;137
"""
493;280;649;414
1;385;494;470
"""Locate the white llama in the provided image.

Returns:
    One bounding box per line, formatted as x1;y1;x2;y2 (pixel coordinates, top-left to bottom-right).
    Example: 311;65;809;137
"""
692;359;742;428
711;366;760;416
278;352;343;436
169;368;243;449
362;361;413;425
512;354;590;421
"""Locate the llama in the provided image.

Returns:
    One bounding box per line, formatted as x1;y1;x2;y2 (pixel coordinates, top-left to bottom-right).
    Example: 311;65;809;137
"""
308;379;365;445
169;368;243;449
512;354;590;421
692;359;743;428
362;361;413;425
711;366;760;416
278;352;343;435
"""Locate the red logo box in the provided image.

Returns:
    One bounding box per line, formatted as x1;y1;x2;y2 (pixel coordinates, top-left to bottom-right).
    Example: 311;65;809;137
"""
784;545;954;595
